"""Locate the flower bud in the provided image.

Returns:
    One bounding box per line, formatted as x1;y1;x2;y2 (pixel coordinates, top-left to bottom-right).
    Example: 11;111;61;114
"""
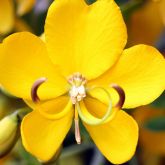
0;113;19;157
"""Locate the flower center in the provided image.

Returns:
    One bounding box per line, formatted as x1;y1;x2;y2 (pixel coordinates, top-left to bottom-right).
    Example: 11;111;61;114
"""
68;73;87;104
31;76;125;145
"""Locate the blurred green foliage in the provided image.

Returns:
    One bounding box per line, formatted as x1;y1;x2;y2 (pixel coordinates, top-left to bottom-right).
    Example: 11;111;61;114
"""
145;116;165;131
151;92;165;108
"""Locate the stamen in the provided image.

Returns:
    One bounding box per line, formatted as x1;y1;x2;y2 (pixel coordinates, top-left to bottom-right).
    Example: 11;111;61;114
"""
30;77;72;120
31;77;47;103
110;84;125;109
74;109;81;144
77;87;113;125
68;73;87;104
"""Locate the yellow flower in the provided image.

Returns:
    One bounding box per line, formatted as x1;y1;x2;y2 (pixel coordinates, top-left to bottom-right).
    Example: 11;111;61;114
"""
0;0;35;35
0;0;165;164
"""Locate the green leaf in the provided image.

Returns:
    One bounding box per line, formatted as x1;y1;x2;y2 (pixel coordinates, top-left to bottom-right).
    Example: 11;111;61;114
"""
144;116;165;132
151;92;165;108
85;0;96;5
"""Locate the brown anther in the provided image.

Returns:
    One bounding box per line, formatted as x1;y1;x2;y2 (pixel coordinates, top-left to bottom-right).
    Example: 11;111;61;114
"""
31;77;47;103
110;84;125;109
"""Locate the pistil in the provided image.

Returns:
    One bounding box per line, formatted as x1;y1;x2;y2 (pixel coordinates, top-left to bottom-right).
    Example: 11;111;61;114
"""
68;73;87;144
74;109;81;144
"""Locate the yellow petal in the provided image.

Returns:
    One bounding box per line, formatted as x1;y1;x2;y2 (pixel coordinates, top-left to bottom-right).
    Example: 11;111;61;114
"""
0;0;14;34
83;110;138;164
84;96;114;119
45;0;127;79
21;109;74;161
78;95;119;126
24;96;69;112
24;96;73;120
89;44;165;108
40;33;45;42
16;0;35;16
0;32;67;100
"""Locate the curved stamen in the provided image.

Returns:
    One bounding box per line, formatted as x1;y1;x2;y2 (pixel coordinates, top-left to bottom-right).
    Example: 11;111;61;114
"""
31;77;71;120
31;77;47;103
110;84;125;109
76;87;113;125
68;73;87;104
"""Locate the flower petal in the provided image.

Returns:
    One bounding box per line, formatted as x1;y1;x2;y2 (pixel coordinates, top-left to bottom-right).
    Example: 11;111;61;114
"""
24;96;73;120
0;0;14;34
89;45;165;108
24;96;69;113
83;109;138;164
84;96;113;119
45;0;127;79
21;109;74;161
0;32;67;100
